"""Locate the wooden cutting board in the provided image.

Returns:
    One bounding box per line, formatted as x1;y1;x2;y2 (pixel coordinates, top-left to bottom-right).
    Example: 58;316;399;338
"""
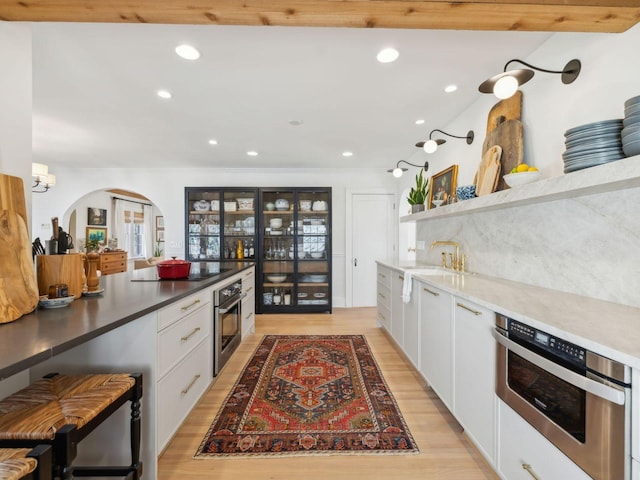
0;174;28;224
482;118;524;192
0;210;39;323
486;90;523;133
476;145;502;196
36;254;85;298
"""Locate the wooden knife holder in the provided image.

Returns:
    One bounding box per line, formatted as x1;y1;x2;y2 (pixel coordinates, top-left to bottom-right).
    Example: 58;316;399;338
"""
36;253;85;298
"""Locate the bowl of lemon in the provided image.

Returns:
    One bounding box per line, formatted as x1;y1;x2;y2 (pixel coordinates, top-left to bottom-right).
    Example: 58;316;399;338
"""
503;164;540;187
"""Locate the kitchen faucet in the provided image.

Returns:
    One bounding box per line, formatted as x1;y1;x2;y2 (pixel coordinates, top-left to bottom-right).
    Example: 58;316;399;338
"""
430;240;464;272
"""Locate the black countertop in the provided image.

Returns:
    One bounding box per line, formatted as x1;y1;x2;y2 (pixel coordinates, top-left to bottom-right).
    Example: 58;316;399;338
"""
0;261;254;380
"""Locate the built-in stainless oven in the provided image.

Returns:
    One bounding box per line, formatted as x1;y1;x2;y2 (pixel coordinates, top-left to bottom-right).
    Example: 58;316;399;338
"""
494;314;631;480
213;279;245;376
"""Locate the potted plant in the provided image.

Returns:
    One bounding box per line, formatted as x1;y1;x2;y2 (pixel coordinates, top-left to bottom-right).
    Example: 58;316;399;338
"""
408;169;428;213
85;238;100;253
152;241;164;260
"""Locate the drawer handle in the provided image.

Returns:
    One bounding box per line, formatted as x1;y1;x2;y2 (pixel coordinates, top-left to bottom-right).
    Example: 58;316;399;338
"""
456;302;482;316
398;275;404;281
378;293;386;299
522;464;540;480
181;327;201;342
378;273;386;279
181;374;201;395
423;287;440;296
379;313;386;321
180;299;201;311
245;312;253;320
245;286;253;293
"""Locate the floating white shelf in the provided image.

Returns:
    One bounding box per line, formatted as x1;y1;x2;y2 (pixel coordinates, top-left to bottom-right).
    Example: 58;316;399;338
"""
401;155;640;223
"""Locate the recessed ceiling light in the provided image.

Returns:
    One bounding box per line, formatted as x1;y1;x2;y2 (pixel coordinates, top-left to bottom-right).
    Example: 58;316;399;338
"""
445;84;458;93
415;119;425;125
289;119;304;126
157;89;172;99
376;48;399;64
175;44;200;60
247;151;258;156
342;151;353;157
208;139;218;145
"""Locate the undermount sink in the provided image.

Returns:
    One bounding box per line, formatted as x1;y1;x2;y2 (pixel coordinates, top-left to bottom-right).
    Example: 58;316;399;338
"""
408;268;459;276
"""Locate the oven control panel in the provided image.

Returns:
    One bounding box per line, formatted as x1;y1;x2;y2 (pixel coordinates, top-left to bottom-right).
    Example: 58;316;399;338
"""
508;318;586;368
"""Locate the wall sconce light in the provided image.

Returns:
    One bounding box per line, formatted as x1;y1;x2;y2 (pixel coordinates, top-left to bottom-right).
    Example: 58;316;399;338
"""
416;129;474;154
32;163;56;193
478;58;581;99
387;160;429;178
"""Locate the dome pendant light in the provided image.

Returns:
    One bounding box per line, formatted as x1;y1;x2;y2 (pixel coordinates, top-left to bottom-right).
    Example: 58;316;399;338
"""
479;58;581;99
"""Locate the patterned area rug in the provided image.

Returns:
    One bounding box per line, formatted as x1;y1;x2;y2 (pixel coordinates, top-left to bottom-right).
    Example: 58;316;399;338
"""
195;335;419;457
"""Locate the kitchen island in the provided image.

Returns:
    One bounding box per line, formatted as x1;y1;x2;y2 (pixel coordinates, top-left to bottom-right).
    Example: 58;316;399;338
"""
0;261;255;479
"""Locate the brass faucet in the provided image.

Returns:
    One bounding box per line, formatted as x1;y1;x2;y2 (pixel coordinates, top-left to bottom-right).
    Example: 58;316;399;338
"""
430;241;462;271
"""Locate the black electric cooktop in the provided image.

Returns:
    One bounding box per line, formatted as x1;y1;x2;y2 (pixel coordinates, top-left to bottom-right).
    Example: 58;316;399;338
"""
130;268;231;282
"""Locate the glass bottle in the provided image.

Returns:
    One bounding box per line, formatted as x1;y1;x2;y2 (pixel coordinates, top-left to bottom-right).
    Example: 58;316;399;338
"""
249;241;255;258
237;239;244;259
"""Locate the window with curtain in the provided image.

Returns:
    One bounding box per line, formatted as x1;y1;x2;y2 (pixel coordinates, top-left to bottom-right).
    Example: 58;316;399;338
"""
114;199;153;260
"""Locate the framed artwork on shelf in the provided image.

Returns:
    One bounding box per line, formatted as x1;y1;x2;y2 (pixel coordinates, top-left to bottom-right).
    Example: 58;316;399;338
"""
88;207;107;226
156;216;164;230
428;164;458;209
86;227;108;245
156;230;165;243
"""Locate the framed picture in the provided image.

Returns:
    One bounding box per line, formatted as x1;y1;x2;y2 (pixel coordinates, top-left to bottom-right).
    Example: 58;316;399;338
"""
156;216;164;230
156;230;165;243
428;164;458;209
86;227;108;245
88;207;107;226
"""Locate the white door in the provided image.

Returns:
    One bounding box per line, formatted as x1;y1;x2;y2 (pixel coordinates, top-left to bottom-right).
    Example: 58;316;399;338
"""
350;193;395;307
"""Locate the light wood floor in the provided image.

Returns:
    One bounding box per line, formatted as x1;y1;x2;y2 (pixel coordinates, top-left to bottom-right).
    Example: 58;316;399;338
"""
158;308;498;479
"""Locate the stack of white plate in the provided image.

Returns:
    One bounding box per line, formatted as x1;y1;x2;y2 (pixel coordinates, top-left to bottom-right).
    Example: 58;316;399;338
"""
563;119;624;173
623;95;640;157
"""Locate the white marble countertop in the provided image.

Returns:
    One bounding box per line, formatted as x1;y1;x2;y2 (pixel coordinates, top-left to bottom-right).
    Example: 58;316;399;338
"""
377;259;640;369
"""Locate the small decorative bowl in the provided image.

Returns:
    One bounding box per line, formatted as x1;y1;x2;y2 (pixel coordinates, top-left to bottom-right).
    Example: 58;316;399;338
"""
456;185;476;200
503;171;541;187
275;198;290;211
265;202;275;211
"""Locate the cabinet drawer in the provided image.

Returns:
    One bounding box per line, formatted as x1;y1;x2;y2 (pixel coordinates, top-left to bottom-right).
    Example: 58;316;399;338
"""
158;303;211;378
377;283;391;309
157;339;211;452
377;266;391;289
377;303;391;332
158;289;211;331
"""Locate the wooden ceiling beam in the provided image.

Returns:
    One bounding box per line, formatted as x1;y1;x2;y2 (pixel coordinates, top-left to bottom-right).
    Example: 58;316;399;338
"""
0;1;638;33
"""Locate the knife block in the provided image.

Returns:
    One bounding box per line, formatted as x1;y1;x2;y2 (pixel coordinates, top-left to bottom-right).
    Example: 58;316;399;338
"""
36;253;85;298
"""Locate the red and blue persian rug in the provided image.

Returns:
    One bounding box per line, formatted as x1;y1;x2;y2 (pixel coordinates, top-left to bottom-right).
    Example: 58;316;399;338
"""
195;335;419;457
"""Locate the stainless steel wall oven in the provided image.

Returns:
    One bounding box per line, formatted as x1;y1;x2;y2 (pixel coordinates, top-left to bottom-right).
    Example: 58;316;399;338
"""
214;279;244;376
494;314;631;480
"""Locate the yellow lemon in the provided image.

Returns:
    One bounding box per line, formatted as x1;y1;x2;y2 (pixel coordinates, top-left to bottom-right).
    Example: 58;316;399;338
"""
528;166;539;172
516;164;529;173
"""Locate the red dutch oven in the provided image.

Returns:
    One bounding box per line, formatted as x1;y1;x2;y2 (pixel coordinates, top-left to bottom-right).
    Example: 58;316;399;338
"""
156;257;191;279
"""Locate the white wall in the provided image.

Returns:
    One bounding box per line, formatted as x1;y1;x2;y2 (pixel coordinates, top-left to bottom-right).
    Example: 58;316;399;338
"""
405;25;640;307
31;167;396;307
0;22;32;228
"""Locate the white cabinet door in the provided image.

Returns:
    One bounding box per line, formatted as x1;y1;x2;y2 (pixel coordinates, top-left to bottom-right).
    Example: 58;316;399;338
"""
498;400;592;480
419;283;453;410
453;298;496;465
391;271;404;348
403;278;420;369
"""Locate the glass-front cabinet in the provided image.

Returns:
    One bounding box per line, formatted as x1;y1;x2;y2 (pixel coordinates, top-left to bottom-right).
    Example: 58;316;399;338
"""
185;188;258;263
259;188;331;313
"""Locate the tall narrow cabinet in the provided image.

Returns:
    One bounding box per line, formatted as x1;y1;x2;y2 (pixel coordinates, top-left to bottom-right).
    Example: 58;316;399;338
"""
184;188;258;263
258;188;332;313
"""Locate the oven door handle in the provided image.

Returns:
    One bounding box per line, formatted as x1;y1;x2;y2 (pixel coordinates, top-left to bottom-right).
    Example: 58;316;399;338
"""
218;292;247;314
494;329;626;406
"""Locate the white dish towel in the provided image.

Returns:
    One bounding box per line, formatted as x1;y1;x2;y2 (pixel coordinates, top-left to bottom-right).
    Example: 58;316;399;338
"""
401;271;413;304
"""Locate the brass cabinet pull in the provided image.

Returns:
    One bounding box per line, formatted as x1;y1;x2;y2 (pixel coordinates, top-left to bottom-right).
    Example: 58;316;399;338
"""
456;302;482;316
180;327;201;342
379;313;386;321
398;275;404;281
378;273;386;279
423;287;440;296
245;312;253;320
522;464;540;480
181;374;201;395
378;293;386;299
180;299;201;311
245;286;253;293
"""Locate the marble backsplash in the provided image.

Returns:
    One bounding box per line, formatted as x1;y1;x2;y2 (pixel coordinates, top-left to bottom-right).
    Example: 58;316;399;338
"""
415;185;640;308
